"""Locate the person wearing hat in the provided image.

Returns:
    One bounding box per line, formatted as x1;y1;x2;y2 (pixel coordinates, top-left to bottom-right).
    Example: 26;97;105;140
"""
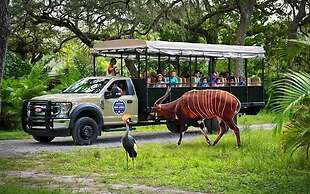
155;74;166;88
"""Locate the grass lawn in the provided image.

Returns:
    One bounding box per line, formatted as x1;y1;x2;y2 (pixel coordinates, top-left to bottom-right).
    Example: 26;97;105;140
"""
0;111;276;140
0;130;309;193
0;130;31;140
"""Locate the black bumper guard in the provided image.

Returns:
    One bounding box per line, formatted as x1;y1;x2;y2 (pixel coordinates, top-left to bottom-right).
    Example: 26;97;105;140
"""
22;100;72;131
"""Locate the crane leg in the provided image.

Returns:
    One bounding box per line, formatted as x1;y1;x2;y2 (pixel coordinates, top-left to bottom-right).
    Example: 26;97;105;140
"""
125;151;129;170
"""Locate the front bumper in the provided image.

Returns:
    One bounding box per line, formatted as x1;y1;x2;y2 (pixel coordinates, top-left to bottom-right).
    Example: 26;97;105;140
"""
22;100;72;137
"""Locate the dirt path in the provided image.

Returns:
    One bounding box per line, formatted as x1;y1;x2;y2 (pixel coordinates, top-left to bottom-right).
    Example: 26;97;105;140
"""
4;170;206;194
0;124;275;156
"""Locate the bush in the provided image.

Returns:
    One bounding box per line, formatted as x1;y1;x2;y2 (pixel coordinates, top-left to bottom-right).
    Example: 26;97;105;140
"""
0;64;48;129
269;71;310;158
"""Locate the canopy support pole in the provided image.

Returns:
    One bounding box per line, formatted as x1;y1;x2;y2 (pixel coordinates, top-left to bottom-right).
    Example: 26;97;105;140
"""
189;56;192;88
228;58;231;77
93;54;96;76
245;58;248;105
157;53;161;74
137;53;140;78
228;58;231;92
145;49;149;109
262;58;265;102
120;52;123;76
176;56;180;76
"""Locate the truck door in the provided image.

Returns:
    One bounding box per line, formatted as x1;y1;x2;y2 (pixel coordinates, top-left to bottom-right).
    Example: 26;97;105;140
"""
103;79;138;125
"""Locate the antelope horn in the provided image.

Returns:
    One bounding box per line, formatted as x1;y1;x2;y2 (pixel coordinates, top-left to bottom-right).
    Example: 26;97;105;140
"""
154;86;171;105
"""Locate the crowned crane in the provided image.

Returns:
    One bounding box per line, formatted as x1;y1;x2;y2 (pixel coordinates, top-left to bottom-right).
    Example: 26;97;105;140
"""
121;114;137;169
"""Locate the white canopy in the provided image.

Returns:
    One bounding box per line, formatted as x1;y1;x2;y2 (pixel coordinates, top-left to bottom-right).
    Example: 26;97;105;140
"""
93;39;265;59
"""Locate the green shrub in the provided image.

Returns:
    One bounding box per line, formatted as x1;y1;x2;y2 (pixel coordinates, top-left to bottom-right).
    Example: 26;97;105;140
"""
269;71;310;158
0;64;48;129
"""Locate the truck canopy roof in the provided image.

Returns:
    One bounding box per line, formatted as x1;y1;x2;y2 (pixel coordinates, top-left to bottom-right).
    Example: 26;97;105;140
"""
93;39;265;59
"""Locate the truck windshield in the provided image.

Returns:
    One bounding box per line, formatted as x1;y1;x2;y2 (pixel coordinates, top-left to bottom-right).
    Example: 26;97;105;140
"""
63;78;110;93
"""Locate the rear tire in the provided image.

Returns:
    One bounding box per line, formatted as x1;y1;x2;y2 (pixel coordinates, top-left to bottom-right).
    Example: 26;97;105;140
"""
33;136;55;143
72;117;98;145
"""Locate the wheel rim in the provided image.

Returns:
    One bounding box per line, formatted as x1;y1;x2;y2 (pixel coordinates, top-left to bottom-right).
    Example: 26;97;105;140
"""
80;125;94;140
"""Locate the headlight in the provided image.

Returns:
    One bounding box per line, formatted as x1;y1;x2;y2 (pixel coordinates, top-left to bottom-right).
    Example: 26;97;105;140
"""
55;102;72;118
60;103;72;114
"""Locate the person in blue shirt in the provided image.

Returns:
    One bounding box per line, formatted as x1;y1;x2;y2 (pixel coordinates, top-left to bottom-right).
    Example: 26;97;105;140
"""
201;77;209;87
168;70;178;87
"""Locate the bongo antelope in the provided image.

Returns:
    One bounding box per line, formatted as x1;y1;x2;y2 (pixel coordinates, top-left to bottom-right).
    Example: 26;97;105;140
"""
151;87;241;147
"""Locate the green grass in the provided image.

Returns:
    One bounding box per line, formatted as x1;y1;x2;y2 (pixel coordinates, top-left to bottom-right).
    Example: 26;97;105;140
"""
238;111;276;125
0;111;277;140
0;185;66;194
0;130;31;140
1;131;309;193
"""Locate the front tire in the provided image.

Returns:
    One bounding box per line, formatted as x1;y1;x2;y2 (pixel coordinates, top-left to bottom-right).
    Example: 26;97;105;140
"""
72;117;98;145
33;136;55;143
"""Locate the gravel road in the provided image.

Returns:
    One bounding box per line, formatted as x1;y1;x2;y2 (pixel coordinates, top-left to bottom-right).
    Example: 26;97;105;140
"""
0;124;275;156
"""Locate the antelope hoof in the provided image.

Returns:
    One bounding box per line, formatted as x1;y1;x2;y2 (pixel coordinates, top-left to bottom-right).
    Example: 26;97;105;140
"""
177;141;181;146
236;144;241;148
207;141;212;146
212;142;217;146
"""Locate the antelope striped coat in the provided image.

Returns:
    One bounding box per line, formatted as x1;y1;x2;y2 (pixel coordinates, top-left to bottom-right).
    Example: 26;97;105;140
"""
175;90;241;120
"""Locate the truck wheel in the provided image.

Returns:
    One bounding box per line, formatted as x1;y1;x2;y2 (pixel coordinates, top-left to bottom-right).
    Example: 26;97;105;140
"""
72;117;98;145
33;136;55;143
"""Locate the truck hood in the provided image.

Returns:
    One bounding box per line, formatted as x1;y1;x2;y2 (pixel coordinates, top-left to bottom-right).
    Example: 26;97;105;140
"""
31;93;101;105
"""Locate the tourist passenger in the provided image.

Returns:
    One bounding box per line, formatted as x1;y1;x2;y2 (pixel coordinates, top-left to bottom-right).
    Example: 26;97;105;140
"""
227;76;236;86
107;58;117;76
168;70;179;87
238;76;246;86
194;70;202;84
201;77;209;87
161;69;168;82
154;74;166;88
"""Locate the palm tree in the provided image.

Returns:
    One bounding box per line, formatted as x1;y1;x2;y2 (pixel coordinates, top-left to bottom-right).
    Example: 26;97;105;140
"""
269;71;310;158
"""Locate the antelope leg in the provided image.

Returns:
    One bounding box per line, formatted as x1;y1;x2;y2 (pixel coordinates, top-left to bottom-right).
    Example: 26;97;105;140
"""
213;121;226;146
198;120;211;145
177;132;185;145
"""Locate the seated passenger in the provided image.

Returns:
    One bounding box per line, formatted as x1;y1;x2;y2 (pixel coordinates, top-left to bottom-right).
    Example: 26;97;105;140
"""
193;70;202;84
201;77;209;87
161;69;168;82
238;76;246;86
209;72;218;86
215;77;225;87
154;74;166;88
168;71;179;87
227;76;236;86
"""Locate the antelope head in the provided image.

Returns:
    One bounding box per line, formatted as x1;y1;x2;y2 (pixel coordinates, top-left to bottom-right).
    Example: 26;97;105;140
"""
148;86;171;120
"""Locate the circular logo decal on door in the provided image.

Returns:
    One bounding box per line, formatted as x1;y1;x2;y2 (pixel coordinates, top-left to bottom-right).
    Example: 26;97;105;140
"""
113;100;126;115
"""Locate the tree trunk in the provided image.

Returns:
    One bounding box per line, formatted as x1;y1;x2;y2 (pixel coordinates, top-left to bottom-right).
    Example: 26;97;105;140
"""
234;0;256;77
0;0;9;81
0;0;10;113
124;58;138;77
